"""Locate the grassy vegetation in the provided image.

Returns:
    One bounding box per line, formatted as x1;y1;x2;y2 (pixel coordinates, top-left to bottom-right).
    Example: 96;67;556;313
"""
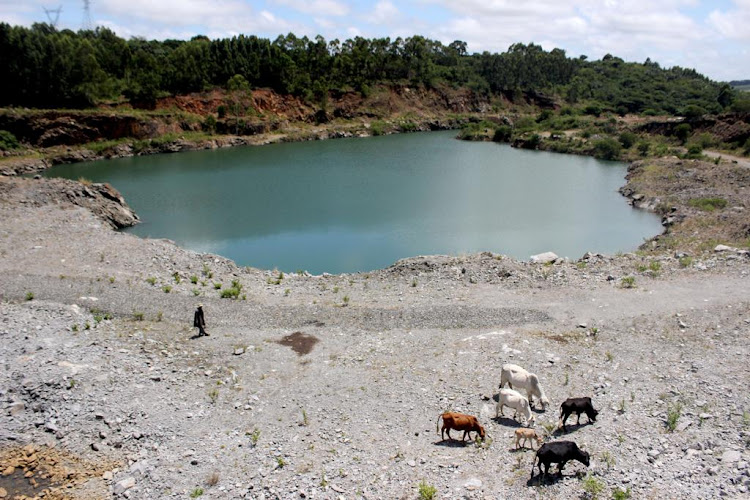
666;402;683;432
688;197;728;212
418;481;437;500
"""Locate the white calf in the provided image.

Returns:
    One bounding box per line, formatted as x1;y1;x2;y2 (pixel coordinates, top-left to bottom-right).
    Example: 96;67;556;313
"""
499;363;549;409
496;388;535;426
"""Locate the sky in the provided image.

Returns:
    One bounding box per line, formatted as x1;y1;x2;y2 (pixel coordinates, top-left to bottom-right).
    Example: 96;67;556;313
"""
2;0;749;82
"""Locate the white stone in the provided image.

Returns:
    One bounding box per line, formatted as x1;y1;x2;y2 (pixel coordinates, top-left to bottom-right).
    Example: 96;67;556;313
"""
530;252;559;264
113;477;136;495
722;450;742;463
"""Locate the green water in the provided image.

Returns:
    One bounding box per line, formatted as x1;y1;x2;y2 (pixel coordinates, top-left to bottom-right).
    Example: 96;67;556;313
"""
46;131;662;274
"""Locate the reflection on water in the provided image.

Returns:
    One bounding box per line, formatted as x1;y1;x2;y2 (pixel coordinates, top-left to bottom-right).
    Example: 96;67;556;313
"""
46;131;663;274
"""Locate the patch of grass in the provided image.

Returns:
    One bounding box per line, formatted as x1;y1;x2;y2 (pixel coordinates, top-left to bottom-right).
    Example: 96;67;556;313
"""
213;282;222;290
605;351;614;362
618;399;626;413
189;488;204;498
71;324;78;332
276;457;286;468
162;285;172;293
620;276;636;288
666;402;683;432
172;272;181;284
192;288;200;296
411;278;418;287
208;388;219;404
613;487;632;500
301;409;309;426
649;261;661;273
156;310;163;322
133;311;144;321
146;277;157;285
742;410;749;428
581;473;605;499
190;275;198;284
342;295;350;305
247;428;260;446
108;276;115;284
25;291;34;301
679;256;693;268
688;197;728;212
601;451;615;469
267;271;284;285
418;480;437;500
563;372;569;386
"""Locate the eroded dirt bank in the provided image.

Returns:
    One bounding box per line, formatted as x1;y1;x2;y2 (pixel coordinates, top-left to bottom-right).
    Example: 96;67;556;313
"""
1;157;749;499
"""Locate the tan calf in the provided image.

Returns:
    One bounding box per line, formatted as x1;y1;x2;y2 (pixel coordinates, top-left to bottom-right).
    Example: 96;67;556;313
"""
514;428;543;450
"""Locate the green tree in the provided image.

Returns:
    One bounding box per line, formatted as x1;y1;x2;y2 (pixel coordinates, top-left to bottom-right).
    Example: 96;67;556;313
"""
674;123;691;144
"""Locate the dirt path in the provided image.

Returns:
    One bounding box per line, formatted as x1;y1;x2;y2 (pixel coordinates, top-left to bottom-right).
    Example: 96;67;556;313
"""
704;149;750;168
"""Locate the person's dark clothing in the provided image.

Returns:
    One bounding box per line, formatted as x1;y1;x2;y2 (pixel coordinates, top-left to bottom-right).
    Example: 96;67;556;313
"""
194;307;207;336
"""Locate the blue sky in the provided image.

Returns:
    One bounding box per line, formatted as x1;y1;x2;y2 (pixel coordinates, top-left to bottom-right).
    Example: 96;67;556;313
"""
2;0;749;82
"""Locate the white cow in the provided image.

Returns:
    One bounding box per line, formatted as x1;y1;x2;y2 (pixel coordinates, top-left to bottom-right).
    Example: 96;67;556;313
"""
499;363;549;409
496;388;535;426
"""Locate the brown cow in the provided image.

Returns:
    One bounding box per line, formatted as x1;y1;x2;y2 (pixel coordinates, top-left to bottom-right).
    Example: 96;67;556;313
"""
436;412;486;442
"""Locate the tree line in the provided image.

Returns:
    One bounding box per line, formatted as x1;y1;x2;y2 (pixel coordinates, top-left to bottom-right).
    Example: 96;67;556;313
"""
0;23;735;115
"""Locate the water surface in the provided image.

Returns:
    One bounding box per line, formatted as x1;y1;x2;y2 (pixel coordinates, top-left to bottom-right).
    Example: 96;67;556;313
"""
46;131;662;274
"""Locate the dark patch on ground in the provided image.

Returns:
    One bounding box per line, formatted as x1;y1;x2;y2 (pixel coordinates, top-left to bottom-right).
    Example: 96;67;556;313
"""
0;468;53;498
276;331;319;355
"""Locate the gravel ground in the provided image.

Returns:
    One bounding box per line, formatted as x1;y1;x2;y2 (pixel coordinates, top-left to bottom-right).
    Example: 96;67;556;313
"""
1;177;750;499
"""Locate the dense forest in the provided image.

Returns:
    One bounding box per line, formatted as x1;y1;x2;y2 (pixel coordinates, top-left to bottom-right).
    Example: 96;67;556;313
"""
0;23;737;115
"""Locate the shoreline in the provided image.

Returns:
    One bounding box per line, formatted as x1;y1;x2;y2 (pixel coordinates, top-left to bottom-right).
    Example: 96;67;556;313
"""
1;114;749;499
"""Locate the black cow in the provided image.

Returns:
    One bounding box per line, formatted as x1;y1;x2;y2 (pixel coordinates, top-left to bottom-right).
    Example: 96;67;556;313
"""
531;441;590;479
559;397;598;432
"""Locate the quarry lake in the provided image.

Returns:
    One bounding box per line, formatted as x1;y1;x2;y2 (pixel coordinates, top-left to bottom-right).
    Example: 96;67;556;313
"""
47;130;663;274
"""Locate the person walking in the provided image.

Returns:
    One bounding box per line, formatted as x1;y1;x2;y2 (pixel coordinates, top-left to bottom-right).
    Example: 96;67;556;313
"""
194;304;208;337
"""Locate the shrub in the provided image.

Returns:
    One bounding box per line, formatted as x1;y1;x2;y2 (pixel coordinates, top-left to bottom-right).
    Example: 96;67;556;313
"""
637;141;650;156
203;114;217;132
581;474;605;499
189;488;204;498
674;123;691;144
618;131;637;149
685;144;703;158
613;487;632;500
492;125;512;142
593;138;622;160
0;130;20;150
536;109;553;123
25;291;34;301
620;276;636;288
418;481;437;500
681;105;706;120
583;104;602;117
666;402;683;431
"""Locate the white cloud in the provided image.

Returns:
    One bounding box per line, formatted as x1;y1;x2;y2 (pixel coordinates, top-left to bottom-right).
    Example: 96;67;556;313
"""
372;1;399;25
708;0;750;41
95;0;294;39
276;0;350;17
